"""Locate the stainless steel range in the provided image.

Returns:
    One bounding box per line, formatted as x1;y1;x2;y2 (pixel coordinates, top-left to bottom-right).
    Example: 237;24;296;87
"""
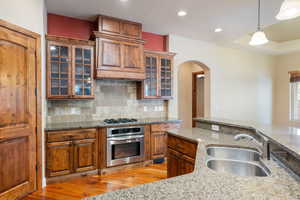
107;126;144;167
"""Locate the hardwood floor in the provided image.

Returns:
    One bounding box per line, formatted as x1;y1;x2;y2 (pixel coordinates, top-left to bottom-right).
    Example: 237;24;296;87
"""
23;163;167;200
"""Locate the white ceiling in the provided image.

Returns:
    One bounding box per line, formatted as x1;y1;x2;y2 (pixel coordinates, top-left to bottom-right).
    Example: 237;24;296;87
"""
46;0;283;44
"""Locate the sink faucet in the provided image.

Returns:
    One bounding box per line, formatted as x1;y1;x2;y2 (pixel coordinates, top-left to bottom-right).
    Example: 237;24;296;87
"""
234;133;269;160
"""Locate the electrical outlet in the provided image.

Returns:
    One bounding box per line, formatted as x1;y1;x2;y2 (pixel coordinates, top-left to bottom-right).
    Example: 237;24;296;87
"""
144;106;148;112
211;125;220;131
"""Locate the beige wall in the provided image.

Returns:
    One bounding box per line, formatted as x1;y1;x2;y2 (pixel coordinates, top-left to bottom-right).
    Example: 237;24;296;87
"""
273;51;300;125
0;0;47;186
168;34;275;124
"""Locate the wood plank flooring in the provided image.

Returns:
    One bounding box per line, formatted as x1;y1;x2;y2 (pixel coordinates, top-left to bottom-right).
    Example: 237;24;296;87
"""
23;163;167;200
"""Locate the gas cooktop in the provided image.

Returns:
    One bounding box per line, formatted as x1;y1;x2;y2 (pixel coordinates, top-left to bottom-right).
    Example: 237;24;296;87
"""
103;118;138;124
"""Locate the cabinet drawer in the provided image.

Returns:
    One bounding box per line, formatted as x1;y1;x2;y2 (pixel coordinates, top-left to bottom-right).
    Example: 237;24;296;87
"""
47;129;97;143
168;135;197;158
151;123;180;132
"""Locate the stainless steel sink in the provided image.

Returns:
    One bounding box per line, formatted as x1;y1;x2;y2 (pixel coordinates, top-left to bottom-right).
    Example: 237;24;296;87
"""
206;146;261;162
206;159;270;177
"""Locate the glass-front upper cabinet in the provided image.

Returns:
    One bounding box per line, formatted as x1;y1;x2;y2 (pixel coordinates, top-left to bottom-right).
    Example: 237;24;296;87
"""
144;54;159;98
48;41;72;98
137;50;175;100
160;57;172;98
73;46;94;98
47;36;95;99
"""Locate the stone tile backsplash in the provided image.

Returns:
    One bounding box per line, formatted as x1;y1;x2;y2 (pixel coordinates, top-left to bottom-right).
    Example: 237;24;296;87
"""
47;80;168;123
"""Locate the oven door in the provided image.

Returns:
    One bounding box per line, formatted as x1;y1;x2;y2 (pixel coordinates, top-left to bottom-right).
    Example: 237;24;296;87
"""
107;135;144;167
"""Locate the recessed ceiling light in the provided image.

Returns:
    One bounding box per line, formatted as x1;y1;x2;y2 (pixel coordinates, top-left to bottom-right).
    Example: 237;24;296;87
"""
214;28;223;33
120;0;128;2
177;10;187;17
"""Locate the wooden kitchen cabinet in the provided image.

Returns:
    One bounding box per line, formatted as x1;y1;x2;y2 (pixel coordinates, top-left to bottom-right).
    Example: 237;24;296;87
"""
98;15;142;40
73;139;98;173
137;50;176;99
151;132;167;159
46;141;73;177
94;15;145;80
47;35;95;99
46;129;98;181
167;134;198;178
94;33;145;80
150;123;181;160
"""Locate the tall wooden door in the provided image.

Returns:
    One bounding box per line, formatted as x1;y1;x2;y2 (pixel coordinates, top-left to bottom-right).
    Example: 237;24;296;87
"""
0;21;38;199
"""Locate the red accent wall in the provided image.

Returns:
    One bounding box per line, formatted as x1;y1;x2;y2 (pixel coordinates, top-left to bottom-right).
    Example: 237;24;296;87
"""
47;13;96;40
47;13;167;51
142;32;167;52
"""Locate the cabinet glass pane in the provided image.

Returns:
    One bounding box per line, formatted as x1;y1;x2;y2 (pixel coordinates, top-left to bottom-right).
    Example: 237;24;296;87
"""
60;46;68;57
84;88;91;96
50;46;59;57
61;73;68;79
84;49;91;64
51;62;59;73
51;80;59;87
75;48;83;63
61;88;68;95
84;66;91;75
60;80;68;87
51;88;59;95
51;73;59;78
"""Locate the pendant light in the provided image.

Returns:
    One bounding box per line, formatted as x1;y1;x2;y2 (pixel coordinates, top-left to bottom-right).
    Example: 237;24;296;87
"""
249;0;269;46
276;0;300;20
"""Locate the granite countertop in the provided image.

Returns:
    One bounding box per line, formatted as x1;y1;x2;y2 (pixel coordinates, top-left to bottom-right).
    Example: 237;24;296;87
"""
45;117;182;131
194;117;300;159
83;128;300;200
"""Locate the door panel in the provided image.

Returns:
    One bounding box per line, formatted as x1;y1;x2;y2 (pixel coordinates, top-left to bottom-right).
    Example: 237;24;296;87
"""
100;39;121;69
47;142;73;177
73;139;97;173
0;24;37;199
123;43;143;72
151;132;167;159
0;137;29;193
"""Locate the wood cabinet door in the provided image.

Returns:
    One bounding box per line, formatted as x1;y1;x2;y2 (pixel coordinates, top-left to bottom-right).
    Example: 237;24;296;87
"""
151;132;167;159
179;155;195;175
97;38;122;71
72;45;94;98
123;42;144;73
73;139;98;173
0;24;37;199
47;41;72;99
167;148;180;178
46;141;73;177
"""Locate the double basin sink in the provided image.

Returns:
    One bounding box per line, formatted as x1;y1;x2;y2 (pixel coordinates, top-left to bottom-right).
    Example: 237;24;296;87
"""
206;146;271;177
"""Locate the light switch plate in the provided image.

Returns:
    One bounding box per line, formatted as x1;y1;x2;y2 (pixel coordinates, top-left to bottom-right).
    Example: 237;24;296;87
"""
211;124;220;131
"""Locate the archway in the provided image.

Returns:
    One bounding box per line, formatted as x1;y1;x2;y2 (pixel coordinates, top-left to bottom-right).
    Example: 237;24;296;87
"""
178;61;211;128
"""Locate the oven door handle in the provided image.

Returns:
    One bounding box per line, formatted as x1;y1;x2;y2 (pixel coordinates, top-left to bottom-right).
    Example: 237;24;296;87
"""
107;135;144;141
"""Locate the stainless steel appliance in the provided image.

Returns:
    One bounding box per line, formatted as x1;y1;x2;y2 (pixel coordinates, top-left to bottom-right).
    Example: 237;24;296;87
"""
107;126;144;167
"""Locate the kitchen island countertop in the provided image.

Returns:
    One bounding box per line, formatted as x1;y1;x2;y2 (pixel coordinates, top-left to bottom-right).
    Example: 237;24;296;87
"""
83;127;300;200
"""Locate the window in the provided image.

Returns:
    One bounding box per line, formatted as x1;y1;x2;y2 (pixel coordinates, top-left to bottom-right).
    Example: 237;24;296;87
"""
290;71;300;120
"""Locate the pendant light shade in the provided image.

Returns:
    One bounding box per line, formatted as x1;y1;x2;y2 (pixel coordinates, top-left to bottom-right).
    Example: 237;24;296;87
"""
276;0;300;20
249;0;269;46
249;31;269;46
